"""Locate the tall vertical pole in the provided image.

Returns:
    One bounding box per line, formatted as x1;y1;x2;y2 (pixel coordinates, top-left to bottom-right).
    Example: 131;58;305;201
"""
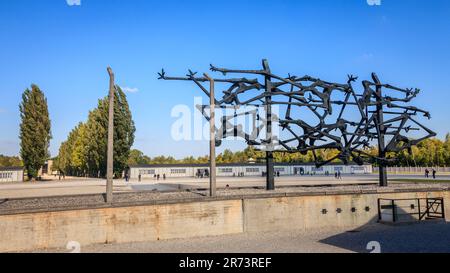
204;73;216;197
373;73;388;187
263;59;275;191
106;67;115;202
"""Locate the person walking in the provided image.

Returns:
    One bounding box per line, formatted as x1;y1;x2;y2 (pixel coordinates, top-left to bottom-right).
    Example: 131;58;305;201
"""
163;174;166;180
138;174;141;182
425;169;430;178
432;169;437;179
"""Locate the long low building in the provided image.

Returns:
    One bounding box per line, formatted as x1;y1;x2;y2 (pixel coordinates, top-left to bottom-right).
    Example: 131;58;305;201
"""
0;167;24;183
129;163;373;179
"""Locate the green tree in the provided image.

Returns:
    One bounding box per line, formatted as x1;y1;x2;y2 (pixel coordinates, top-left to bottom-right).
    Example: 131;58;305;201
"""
112;86;136;176
128;149;150;166
19;85;52;180
0;155;23;167
57;86;135;178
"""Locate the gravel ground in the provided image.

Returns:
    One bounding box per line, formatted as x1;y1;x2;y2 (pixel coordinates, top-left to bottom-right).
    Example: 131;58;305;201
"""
0;191;201;214
1;183;449;215
34;221;450;253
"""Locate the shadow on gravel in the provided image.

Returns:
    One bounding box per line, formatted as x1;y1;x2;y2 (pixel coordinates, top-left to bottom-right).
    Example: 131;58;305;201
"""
320;216;450;253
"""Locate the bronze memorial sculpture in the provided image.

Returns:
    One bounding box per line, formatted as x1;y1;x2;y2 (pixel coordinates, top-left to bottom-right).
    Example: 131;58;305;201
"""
159;59;435;189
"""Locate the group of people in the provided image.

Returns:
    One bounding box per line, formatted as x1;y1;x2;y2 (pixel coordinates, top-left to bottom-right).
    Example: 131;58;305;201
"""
334;171;343;180
261;171;282;177
133;173;167;182
196;170;209;178
154;174;166;180
425;169;437;179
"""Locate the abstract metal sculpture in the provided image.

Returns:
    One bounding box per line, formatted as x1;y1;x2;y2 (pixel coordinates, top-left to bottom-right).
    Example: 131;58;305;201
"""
159;59;435;188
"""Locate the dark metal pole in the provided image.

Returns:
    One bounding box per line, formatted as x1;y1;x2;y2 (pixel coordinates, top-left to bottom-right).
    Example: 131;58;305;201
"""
263;59;275;191
391;200;396;222
373;73;388;187
204;73;216;197
377;199;381;222
106;67;115;203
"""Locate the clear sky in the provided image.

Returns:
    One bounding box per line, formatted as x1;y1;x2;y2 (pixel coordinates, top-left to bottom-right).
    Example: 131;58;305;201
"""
0;0;449;159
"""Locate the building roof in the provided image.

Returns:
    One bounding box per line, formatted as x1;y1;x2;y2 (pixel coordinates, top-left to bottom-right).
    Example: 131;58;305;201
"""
129;162;370;168
0;166;23;171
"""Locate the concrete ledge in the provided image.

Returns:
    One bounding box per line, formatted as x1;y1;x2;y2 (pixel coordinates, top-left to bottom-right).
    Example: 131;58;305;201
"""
1;186;449;252
0;199;243;253
1;185;449;216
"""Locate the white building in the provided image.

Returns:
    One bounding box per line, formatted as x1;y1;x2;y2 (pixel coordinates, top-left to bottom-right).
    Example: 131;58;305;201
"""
129;163;372;179
0;167;24;183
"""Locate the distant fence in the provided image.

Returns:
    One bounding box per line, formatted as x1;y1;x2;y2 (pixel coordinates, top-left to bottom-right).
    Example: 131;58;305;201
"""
373;166;450;174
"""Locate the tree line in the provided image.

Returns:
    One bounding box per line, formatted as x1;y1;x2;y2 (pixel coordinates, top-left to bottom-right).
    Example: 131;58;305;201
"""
0;155;23;168
394;135;450;167
17;84;135;180
53;86;135;178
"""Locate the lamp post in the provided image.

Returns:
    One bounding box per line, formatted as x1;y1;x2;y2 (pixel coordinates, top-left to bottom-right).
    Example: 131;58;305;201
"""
204;73;216;197
106;67;115;203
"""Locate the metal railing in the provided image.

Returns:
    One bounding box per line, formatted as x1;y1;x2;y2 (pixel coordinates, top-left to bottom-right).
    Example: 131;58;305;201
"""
378;198;445;223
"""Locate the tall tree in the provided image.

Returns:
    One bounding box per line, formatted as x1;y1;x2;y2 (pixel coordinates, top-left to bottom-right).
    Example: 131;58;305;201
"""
112;86;135;176
57;86;135;178
19;85;52;180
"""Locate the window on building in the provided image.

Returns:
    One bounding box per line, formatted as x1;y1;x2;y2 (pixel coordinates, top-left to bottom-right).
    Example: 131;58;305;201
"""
334;167;343;172
312;167;324;172
274;167;285;172
245;168;260;173
219;168;233;173
0;173;12;179
171;169;186;174
140;169;155;175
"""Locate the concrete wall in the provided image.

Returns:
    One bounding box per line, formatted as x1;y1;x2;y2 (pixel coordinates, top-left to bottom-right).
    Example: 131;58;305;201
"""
243;191;450;233
0;190;448;252
0;200;243;253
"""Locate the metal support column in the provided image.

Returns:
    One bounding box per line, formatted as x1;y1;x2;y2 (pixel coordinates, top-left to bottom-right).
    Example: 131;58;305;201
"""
263;59;275;191
373;73;388;187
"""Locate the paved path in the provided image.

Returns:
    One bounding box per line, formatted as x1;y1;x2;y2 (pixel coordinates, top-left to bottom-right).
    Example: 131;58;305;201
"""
1;174;449;199
35;221;450;253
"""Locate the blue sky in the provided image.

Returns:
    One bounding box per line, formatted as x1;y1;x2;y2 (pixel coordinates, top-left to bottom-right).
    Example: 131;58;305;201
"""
0;0;449;158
